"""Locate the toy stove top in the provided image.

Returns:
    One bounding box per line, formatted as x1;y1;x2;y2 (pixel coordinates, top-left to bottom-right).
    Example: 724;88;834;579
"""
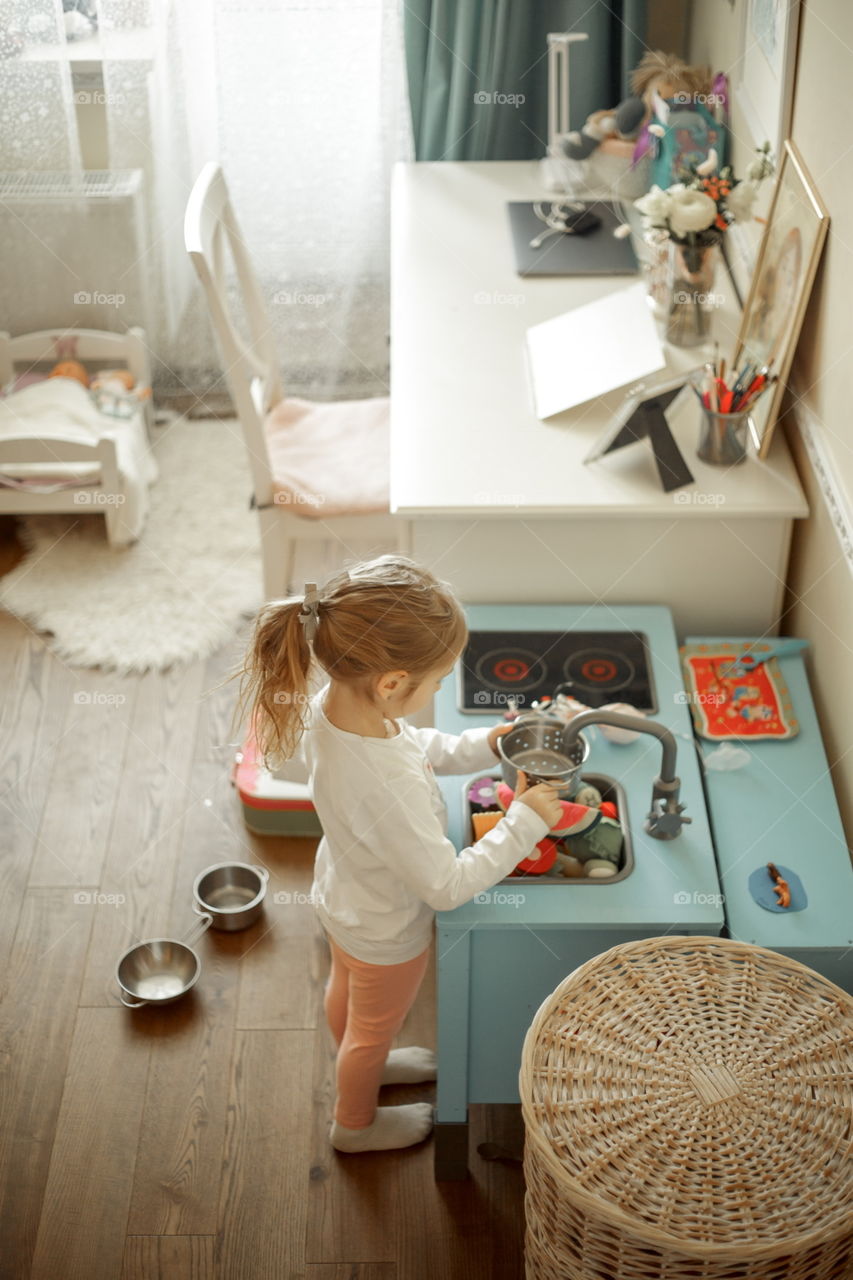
458;629;657;714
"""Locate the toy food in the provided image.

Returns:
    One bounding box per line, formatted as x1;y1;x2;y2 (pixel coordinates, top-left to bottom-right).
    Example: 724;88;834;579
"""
494;782;622;877
554;850;585;878
471;807;557;875
767;862;791;909
573;782;603;807
511;836;558;876
472;811;502;840
468;777;499;810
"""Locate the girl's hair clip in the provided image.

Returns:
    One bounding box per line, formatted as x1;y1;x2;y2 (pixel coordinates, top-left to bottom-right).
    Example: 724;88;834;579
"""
298;581;321;644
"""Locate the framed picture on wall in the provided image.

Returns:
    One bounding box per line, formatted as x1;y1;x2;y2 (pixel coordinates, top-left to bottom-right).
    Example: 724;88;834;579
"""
732;139;829;458
735;0;801;158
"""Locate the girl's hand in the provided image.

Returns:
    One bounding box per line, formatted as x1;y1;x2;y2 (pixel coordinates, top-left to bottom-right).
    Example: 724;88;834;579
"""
488;722;514;758
513;770;564;829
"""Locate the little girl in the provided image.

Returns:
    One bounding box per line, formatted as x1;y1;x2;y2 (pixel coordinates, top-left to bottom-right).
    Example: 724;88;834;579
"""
237;556;562;1153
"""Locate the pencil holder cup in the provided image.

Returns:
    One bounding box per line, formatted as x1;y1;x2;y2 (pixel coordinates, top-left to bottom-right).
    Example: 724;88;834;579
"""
697;406;751;465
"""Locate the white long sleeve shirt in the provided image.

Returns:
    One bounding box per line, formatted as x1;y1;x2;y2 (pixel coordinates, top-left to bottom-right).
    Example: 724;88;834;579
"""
280;687;550;963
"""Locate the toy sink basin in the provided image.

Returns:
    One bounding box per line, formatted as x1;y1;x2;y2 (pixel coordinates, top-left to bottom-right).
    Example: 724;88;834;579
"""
464;771;634;885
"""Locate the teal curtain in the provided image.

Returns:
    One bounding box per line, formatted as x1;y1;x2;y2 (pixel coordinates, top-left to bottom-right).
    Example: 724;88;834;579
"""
404;0;648;161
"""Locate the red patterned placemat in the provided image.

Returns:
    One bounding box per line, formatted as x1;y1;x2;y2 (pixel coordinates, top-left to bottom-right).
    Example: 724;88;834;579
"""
679;642;799;740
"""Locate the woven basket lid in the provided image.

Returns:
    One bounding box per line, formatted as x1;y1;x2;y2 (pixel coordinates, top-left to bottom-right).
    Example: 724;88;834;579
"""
521;936;853;1260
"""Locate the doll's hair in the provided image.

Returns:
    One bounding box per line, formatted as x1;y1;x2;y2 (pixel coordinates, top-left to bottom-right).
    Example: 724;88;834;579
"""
630;51;712;100
233;555;468;769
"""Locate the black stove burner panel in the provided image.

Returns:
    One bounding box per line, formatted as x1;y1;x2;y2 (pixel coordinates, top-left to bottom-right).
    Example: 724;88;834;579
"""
460;629;656;714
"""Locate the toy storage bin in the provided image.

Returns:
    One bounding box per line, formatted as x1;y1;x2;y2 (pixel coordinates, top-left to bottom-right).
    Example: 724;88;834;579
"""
520;935;853;1280
232;734;321;838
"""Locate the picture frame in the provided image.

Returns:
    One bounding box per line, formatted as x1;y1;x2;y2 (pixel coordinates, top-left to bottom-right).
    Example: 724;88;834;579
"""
584;368;705;492
732;140;830;459
584;370;698;463
735;0;801;159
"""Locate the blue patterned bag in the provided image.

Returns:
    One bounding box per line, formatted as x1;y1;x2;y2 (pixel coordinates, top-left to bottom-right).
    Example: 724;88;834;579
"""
651;101;728;188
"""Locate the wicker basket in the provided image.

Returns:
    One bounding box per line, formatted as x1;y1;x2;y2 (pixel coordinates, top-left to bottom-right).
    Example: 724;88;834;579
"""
520;936;853;1280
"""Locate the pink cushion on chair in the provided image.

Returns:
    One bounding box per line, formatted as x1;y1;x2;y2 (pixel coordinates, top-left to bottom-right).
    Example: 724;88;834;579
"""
263;395;390;519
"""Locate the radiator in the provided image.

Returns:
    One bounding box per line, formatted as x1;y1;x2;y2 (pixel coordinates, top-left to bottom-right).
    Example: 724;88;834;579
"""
0;169;153;339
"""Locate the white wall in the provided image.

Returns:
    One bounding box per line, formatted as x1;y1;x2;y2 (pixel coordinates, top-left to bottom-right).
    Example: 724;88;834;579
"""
689;0;853;843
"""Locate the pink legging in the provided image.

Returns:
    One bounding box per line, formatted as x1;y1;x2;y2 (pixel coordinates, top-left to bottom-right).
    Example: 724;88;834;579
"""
323;936;431;1129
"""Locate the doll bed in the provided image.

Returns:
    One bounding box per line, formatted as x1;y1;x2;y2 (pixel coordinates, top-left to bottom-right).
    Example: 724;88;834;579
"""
0;328;156;545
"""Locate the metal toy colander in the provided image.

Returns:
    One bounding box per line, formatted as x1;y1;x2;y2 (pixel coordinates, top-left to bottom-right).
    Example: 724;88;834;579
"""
498;713;590;797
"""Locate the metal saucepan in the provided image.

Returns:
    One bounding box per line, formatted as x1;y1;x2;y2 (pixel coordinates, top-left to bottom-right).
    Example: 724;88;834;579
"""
498;712;590;797
192;861;269;931
116;911;212;1008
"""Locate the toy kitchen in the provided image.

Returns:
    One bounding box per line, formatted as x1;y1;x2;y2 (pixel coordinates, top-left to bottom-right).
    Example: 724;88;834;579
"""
431;602;853;1179
231;597;853;1180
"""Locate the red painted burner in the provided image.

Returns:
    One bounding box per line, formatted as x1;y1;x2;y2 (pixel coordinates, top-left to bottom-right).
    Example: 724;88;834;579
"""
473;647;546;698
563;648;636;697
580;658;617;683
493;657;530;682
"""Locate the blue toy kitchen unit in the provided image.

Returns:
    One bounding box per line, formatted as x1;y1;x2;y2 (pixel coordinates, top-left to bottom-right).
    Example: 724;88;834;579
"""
433;603;725;1179
433;604;853;1178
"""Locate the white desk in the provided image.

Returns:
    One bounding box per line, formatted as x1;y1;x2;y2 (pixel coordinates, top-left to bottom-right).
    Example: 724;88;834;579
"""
390;161;808;636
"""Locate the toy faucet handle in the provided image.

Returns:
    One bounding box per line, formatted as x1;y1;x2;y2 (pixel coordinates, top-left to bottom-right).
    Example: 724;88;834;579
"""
645;801;691;840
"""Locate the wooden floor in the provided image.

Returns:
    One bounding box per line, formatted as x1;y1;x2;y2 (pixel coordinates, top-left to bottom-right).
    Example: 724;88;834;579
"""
0;593;527;1279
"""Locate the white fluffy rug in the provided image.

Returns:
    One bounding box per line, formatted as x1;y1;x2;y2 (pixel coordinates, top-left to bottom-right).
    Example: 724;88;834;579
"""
0;417;263;673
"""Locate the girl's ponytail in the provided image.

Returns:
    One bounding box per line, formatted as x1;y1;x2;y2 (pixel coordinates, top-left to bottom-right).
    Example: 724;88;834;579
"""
231;555;468;770
234;596;313;769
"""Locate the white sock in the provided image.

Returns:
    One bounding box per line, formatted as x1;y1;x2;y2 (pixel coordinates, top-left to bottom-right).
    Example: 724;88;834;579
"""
380;1046;437;1085
330;1103;434;1153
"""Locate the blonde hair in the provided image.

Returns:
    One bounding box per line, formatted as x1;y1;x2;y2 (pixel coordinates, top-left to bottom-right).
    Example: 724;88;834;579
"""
233;555;468;769
630;51;712;101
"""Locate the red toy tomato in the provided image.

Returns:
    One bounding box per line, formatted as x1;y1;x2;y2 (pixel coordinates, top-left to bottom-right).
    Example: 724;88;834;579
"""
510;835;558;876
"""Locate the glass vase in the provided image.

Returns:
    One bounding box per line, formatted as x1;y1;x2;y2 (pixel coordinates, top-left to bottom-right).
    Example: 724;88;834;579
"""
664;240;718;348
640;227;672;318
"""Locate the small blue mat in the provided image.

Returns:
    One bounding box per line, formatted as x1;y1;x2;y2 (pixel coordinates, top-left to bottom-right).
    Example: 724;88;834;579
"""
748;864;808;913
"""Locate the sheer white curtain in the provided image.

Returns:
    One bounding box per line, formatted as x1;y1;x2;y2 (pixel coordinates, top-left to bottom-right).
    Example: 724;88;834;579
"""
0;0;81;171
102;0;413;402
1;0;412;403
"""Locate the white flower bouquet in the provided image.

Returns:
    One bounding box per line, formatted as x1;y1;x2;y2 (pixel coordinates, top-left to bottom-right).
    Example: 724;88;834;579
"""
635;142;774;272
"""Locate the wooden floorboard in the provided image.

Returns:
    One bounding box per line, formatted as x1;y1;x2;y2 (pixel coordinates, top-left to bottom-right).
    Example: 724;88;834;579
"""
120;1235;216;1280
0;619;79;981
215;1030;314;1280
0;594;528;1280
304;1268;397;1279
28;1007;153;1280
28;666;139;887
0;889;96;1278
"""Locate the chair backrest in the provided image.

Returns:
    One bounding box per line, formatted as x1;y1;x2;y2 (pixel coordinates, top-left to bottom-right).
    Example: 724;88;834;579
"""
184;164;283;509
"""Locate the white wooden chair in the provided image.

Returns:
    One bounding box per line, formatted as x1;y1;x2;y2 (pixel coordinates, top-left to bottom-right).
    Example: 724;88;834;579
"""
184;162;408;600
0;327;154;548
181;162;404;596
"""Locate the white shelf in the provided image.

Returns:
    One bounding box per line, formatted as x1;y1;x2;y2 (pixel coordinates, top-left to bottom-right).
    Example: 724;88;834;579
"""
18;28;154;71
